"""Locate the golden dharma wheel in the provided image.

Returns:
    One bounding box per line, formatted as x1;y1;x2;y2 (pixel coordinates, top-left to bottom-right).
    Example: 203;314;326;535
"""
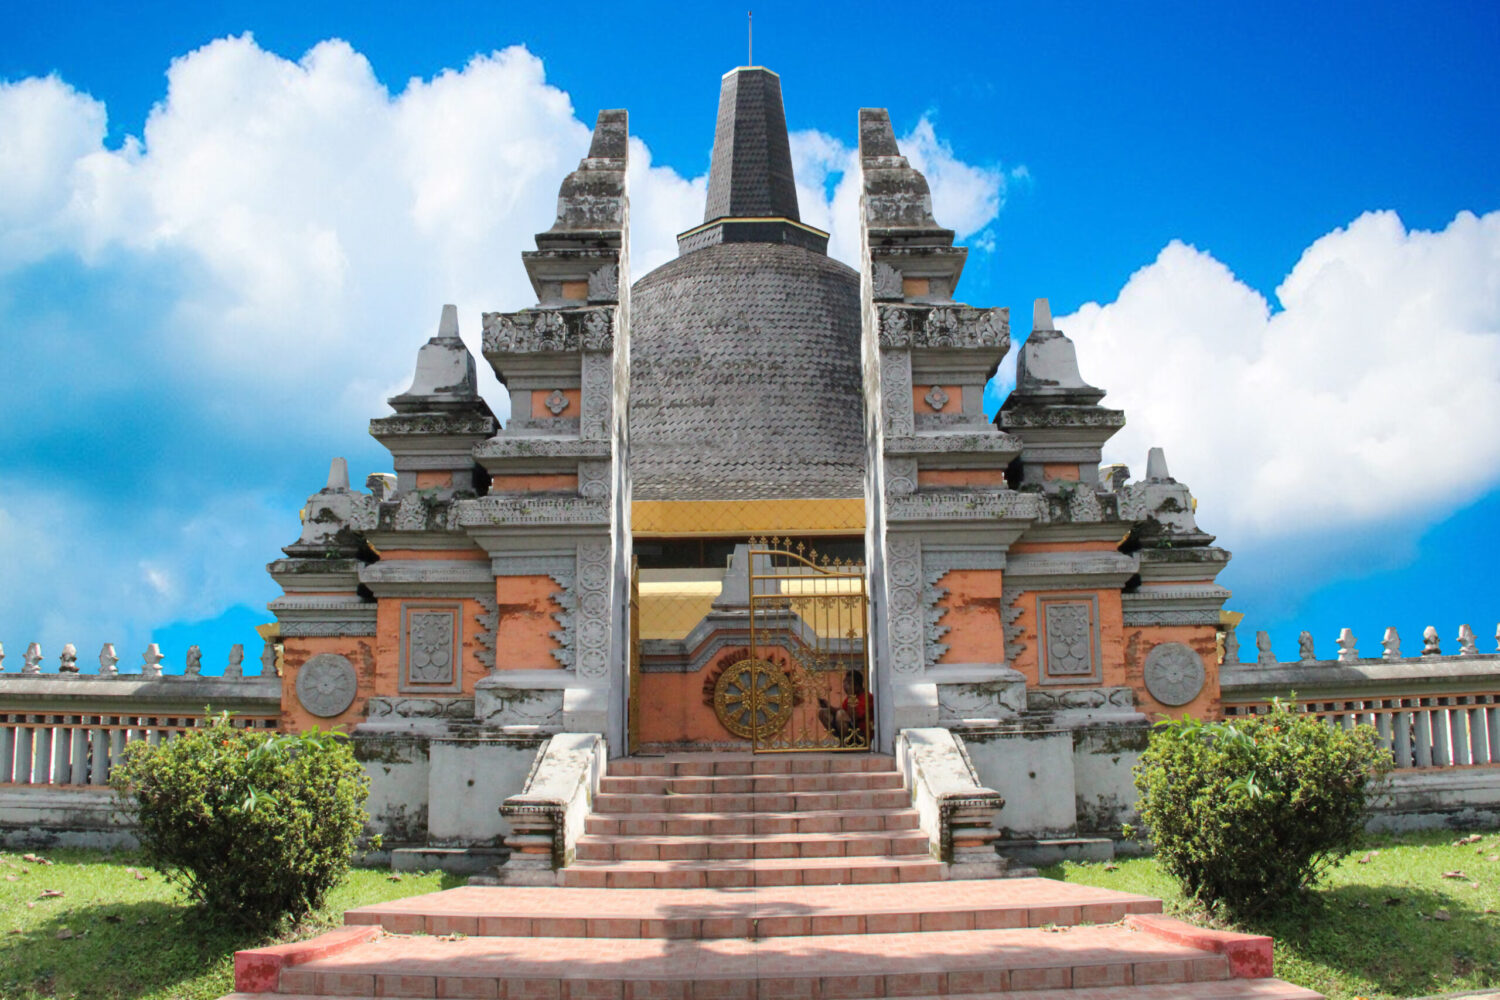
712;658;794;740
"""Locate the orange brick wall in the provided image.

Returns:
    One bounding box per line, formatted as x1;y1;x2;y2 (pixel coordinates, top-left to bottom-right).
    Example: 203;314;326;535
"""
494;575;566;670
934;569;1006;664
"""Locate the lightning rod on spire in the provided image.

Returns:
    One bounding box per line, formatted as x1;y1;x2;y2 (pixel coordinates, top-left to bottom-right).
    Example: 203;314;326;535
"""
748;10;753;66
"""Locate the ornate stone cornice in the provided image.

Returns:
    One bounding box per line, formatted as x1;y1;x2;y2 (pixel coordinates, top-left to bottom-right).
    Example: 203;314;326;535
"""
481;308;614;356
878;305;1009;351
886;491;1044;524
456;495;611;528
369;414;498;438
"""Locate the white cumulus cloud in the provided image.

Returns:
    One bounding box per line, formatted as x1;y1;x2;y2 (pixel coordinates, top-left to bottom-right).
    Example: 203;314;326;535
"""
1057;209;1500;539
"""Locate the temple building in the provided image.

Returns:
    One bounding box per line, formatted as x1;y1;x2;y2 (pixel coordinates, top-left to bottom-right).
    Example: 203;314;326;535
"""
266;65;1231;869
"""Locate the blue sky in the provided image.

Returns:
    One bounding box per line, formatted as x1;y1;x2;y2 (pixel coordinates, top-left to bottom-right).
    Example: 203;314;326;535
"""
1;0;1497;673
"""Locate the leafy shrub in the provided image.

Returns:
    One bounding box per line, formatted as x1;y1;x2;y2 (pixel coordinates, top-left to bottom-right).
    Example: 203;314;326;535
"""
1128;698;1392;915
112;713;370;929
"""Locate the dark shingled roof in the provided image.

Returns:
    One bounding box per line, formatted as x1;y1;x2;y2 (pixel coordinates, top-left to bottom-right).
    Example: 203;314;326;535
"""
703;68;800;223
628;242;865;501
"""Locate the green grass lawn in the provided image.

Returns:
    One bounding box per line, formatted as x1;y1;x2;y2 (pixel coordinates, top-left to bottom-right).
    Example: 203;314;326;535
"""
1042;827;1500;1000
0;849;454;1000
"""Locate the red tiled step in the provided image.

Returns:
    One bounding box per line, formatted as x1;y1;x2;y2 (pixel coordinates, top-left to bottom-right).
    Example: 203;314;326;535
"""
272;923;1232;997
575;829;931;861
229;982;1320;1000
592;788;910;814
598;771;905;795
585;807;921;837
560;853;943;888
343;880;1165;939
609;752;897;777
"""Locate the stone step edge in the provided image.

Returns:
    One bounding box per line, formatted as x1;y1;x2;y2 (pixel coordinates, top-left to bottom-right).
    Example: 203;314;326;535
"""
586;806;920;824
1126;914;1274;979
578;829;928;846
598;773;904;787
564;853;938;871
344;897;1164;939
233;926;379;992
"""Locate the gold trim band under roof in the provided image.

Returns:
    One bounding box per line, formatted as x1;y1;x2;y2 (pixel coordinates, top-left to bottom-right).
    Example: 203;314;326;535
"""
675;216;830;241
631;498;865;537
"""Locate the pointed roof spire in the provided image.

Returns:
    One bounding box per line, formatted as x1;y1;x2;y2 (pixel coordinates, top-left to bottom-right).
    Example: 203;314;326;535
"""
677;67;828;255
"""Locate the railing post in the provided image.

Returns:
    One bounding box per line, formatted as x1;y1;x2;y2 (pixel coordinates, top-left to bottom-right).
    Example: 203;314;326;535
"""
15;722;33;784
33;722;52;784
1432;700;1451;767
1415;707;1433;767
90;726;108;785
51;718;70;784
1469;703;1488;765
1488;699;1500;766
70;725;87;784
1451;700;1472;766
1393;704;1412;767
0;724;13;782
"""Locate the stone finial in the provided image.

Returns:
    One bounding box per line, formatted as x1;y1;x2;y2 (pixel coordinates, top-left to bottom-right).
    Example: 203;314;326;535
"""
326;457;350;492
1382;627;1401;660
1222;624;1240;665
1145;448;1171;482
1496;623;1500;653
0;642;6;672
1337;628;1358;662
185;645;202;676
259;642;277;677
22;643;41;675
1256;630;1275;666
99;644;118;675
141;643;164;677
437;303;459;340
1458;624;1478;656
1297;631;1316;664
225;644;244;678
1422;626;1441;655
1033;298;1055;332
59;643;79;674
1100;464;1130;492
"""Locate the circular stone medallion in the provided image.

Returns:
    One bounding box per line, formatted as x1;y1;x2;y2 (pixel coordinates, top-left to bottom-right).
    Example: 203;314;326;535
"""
295;653;358;717
713;658;795;740
1143;642;1206;707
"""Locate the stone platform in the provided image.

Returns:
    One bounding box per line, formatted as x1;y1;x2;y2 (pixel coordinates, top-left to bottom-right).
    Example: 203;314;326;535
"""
224;753;1320;999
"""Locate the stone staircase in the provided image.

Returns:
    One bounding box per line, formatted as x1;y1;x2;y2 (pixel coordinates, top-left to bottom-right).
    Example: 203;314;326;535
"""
224;752;1322;1000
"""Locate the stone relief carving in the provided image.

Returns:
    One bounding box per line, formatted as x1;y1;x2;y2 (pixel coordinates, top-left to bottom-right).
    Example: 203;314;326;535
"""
544;389;569;415
295;653;358;717
1028;686;1135;712
587;262;619;301
1066;487;1105;523
885;458;918;499
880;350;914;437
578;460;611;500
458;495;611;527
877;305;1008;350
482;308;614;355
872;261;902;299
475;595;499;673
406;609;457;686
1143;642;1206;706
580;352;613;442
1121;609;1221;627
574;538;613;679
886;492;1043;523
1001;589;1028;664
885;536;925;675
1043;602;1094;677
923;385;950;411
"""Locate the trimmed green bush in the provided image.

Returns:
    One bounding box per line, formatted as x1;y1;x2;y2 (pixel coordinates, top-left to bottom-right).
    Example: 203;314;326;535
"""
111;713;370;929
1128;699;1392;915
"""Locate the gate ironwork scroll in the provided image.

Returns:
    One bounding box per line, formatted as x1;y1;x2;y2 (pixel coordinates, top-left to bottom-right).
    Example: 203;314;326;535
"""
737;537;870;752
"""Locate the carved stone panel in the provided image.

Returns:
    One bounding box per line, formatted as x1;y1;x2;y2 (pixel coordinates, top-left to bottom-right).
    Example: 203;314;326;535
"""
400;602;463;694
574;538;613;679
1038;595;1101;686
881;350;914;438
885;535;924;675
1143;641;1206;706
295;653;358;717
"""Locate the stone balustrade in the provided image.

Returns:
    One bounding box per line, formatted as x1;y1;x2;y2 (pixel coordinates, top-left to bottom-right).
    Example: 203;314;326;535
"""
0;640;282;788
1222;622;1500;770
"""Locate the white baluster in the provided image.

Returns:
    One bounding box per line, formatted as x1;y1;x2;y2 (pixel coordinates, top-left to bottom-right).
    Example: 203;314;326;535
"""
1382;627;1401;660
58;644;79;674
1488;699;1500;766
1470;703;1490;765
0;725;13;782
1432;700;1451;766
259;642;276;677
14;722;33;784
89;727;107;785
1415;705;1433;767
69;726;87;784
1337;629;1359;663
50;720;68;784
22;643;41;675
141;644;164;678
1457;624;1478;656
1423;626;1442;655
1393;705;1412;767
34;723;52;783
1452;701;1472;765
0;641;6;672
